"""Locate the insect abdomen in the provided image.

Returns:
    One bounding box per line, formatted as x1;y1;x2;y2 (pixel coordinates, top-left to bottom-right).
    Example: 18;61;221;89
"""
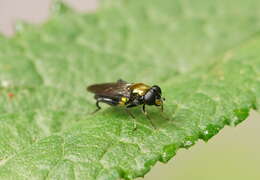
94;95;129;106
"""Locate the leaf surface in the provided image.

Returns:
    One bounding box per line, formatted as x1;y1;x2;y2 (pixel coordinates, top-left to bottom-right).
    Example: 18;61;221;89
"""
0;0;260;179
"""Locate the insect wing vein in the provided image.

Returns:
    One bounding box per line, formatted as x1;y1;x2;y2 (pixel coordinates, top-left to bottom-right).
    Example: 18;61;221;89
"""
87;82;131;98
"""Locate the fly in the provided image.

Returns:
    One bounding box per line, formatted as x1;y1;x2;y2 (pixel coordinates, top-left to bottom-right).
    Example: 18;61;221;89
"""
87;79;165;129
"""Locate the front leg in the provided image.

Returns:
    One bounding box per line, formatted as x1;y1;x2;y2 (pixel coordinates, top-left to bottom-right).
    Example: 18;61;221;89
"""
142;104;146;115
142;104;157;129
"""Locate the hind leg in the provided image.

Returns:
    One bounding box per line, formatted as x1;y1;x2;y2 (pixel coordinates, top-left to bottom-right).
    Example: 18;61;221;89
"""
91;96;119;114
91;100;102;114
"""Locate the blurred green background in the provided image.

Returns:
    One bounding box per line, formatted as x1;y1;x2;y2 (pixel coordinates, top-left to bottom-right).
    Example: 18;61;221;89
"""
0;0;259;179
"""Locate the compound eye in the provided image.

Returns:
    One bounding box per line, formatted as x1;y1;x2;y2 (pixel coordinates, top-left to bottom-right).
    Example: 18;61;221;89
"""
152;85;162;95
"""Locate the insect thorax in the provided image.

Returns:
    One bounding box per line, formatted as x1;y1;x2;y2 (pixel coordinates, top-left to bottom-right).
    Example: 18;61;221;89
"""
129;83;151;96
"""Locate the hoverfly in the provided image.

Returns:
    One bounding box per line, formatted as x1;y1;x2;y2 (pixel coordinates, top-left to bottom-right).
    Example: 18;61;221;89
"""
87;79;165;129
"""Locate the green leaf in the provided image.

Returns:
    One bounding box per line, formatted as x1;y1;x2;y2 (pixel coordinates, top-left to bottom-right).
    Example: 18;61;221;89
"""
0;0;260;179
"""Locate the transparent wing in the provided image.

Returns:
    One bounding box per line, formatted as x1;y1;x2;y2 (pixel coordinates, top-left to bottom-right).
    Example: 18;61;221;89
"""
87;81;131;98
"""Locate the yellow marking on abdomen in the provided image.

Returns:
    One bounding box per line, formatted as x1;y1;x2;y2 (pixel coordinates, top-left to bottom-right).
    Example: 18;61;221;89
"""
118;97;129;106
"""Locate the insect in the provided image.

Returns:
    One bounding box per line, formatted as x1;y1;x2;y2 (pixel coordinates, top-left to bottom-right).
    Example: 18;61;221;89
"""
87;79;165;129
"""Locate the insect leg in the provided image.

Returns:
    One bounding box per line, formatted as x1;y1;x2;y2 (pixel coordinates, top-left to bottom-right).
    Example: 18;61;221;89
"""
126;104;138;108
125;108;135;119
91;96;119;114
91;100;102;114
142;104;157;129
157;104;170;120
125;108;137;130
